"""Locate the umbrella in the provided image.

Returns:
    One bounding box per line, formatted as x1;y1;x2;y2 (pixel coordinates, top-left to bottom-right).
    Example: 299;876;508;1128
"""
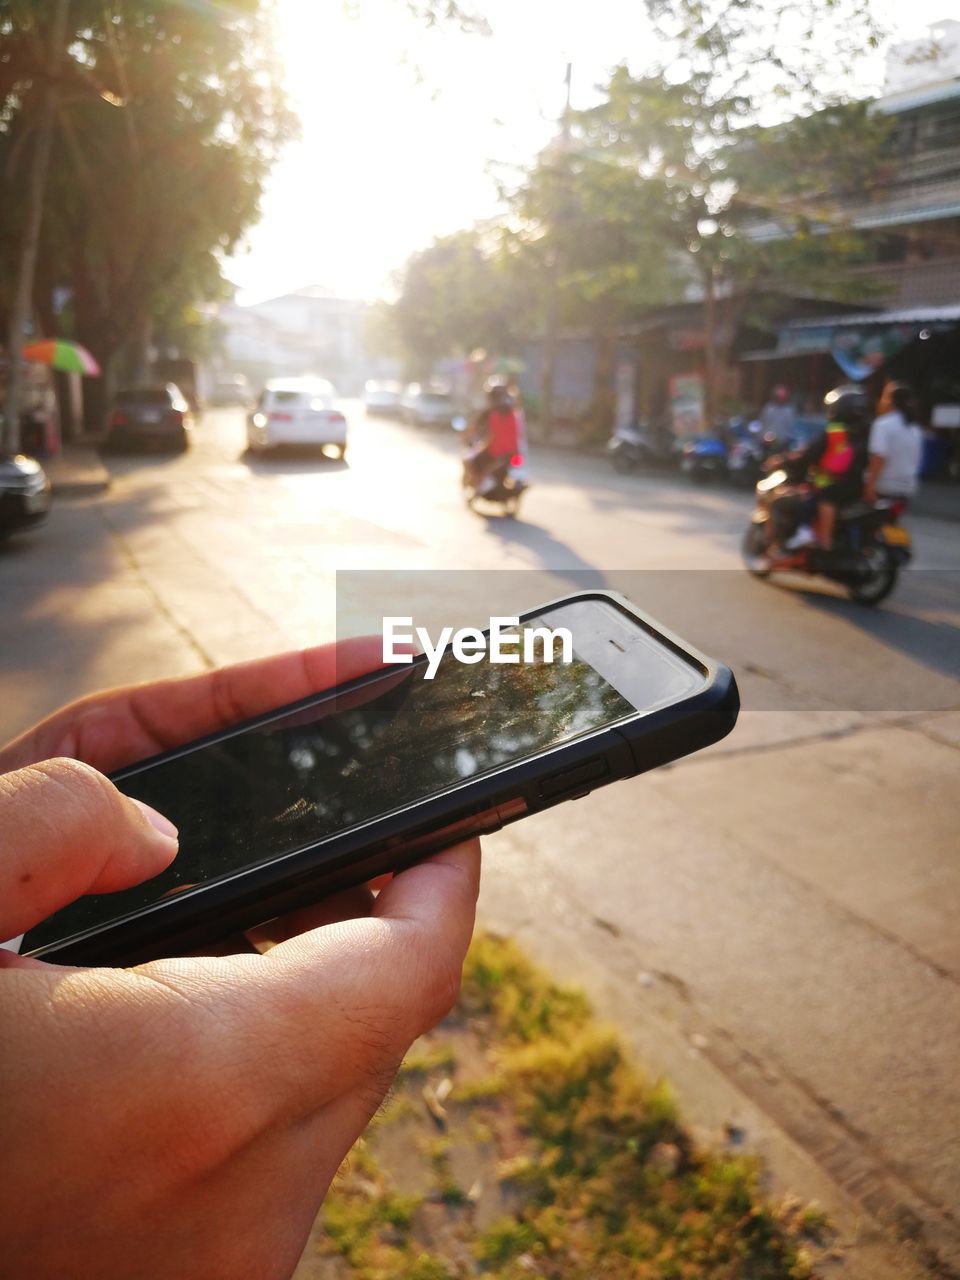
22;339;101;376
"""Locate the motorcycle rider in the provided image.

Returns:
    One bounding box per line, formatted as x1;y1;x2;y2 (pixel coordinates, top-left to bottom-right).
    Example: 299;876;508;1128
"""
464;381;522;495
781;385;870;553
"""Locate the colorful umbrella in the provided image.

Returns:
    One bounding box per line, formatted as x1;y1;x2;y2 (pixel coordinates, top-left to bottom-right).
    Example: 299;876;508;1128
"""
22;339;101;376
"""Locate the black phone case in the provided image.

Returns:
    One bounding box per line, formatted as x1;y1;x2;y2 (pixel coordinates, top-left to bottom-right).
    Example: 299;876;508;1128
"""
24;591;739;966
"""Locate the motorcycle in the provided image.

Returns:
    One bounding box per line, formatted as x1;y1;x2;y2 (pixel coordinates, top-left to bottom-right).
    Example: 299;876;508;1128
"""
742;464;912;605
726;422;779;489
454;416;528;516
606;421;675;473
680;432;728;483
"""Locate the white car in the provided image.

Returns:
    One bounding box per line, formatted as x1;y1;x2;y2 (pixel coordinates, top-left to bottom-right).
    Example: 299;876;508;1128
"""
247;378;347;457
401;383;455;427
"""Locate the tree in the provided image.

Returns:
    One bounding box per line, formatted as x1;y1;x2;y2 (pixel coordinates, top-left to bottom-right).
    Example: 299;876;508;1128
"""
567;59;890;421
0;0;68;454
390;227;527;377
643;0;887;110
0;0;294;430
503;133;683;432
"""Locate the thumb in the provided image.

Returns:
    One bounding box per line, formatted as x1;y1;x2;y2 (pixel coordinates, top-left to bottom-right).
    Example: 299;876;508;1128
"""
0;757;178;942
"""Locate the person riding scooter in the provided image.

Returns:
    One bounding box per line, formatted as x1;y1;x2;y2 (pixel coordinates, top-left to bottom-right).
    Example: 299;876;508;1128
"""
464;381;523;495
776;385;871;554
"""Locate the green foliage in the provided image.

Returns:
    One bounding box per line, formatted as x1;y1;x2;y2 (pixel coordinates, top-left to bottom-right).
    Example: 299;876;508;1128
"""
387;0;892;427
389;226;528;376
461;932;592;1043
323;1189;421;1263
0;0;295;400
643;0;888;111
317;933;825;1278
460;936;815;1278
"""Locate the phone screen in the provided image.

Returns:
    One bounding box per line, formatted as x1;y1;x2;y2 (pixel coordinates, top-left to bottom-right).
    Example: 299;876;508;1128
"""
24;601;704;950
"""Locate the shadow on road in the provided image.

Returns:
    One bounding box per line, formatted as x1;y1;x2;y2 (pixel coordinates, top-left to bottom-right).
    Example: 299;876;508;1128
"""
797;574;960;685
479;513;608;590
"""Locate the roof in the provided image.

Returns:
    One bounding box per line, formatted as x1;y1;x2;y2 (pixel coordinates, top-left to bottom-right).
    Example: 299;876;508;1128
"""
785;304;960;331
873;76;960;116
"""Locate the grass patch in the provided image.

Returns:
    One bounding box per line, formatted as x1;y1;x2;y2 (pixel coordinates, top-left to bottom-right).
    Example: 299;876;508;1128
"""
300;933;829;1279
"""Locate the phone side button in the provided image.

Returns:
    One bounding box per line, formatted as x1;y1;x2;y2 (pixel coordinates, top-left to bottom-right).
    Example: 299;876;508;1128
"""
540;757;609;800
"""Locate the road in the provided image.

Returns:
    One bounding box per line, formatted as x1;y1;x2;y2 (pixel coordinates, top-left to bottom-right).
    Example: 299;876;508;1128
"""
2;406;959;1277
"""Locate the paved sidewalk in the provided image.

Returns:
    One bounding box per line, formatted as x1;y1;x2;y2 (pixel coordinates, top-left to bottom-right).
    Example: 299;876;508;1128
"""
44;442;110;496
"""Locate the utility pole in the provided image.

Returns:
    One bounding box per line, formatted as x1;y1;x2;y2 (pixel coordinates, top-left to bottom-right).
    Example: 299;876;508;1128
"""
3;0;70;457
539;62;572;441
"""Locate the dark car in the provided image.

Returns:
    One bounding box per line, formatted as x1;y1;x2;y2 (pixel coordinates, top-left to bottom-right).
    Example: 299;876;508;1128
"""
104;384;192;453
0;453;52;540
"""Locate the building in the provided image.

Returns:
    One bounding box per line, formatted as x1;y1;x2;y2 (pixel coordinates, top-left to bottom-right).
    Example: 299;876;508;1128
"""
740;42;960;449
215;286;371;394
883;19;960;96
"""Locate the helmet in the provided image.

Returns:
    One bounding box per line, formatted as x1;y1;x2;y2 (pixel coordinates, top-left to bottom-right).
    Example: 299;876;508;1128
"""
772;384;790;404
823;385;869;428
486;378;512;407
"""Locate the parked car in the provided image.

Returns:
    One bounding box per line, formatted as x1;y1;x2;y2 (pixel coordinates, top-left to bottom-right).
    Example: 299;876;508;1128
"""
104;384;192;453
401;383;455;427
0;453;52;540
152;358;201;411
247;378;347;457
363;380;403;417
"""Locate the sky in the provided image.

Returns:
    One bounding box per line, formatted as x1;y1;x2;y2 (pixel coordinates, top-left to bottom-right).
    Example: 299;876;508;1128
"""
226;0;955;305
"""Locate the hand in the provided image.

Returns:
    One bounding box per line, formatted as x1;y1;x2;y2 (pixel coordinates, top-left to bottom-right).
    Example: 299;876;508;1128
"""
0;641;481;1280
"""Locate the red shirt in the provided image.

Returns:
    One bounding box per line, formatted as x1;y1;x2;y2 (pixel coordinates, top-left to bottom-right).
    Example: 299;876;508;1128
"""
487;408;520;457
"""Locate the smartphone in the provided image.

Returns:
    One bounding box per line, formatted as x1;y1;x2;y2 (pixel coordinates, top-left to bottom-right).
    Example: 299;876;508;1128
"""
22;592;738;966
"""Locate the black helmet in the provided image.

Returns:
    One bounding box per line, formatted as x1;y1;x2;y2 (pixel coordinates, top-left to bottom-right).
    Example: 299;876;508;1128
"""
823;385;869;428
486;379;512;408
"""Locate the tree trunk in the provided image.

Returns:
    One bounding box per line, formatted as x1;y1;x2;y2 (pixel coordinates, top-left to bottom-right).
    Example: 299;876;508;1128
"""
82;355;115;437
539;259;559;439
702;263;718;427
590;328;617;441
2;0;70;456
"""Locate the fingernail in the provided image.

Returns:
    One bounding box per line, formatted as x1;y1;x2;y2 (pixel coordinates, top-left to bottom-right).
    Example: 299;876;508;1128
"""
131;798;179;844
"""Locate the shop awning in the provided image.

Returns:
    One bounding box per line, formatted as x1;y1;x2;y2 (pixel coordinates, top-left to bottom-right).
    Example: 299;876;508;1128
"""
754;305;960;380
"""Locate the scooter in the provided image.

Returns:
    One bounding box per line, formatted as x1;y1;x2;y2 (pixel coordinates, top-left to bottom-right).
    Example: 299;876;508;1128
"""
727;421;779;489
742;464;912;605
607;420;677;473
680;432;728;483
453;416;529;517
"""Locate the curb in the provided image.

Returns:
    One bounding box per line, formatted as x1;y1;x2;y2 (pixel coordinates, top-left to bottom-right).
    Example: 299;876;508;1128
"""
46;444;111;498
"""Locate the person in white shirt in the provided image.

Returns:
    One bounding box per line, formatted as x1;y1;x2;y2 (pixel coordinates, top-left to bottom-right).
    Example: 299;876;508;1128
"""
864;381;923;504
759;384;795;443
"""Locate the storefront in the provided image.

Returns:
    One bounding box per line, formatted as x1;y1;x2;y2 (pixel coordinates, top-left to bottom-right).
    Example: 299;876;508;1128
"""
740;304;960;476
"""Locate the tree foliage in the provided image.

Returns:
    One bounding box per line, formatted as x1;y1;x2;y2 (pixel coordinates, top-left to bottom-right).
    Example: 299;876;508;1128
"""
390;0;894;423
0;0;295;415
390;227;527;376
643;0;888;111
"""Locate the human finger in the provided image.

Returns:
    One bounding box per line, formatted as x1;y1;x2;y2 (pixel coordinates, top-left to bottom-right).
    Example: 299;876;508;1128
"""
246;840;481;1111
244;884;376;949
0;758;178;941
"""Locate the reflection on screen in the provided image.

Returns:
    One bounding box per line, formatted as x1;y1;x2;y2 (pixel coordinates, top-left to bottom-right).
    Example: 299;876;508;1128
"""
26;628;635;948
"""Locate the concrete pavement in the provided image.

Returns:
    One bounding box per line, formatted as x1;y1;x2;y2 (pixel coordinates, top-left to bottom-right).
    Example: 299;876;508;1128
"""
1;406;958;1277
